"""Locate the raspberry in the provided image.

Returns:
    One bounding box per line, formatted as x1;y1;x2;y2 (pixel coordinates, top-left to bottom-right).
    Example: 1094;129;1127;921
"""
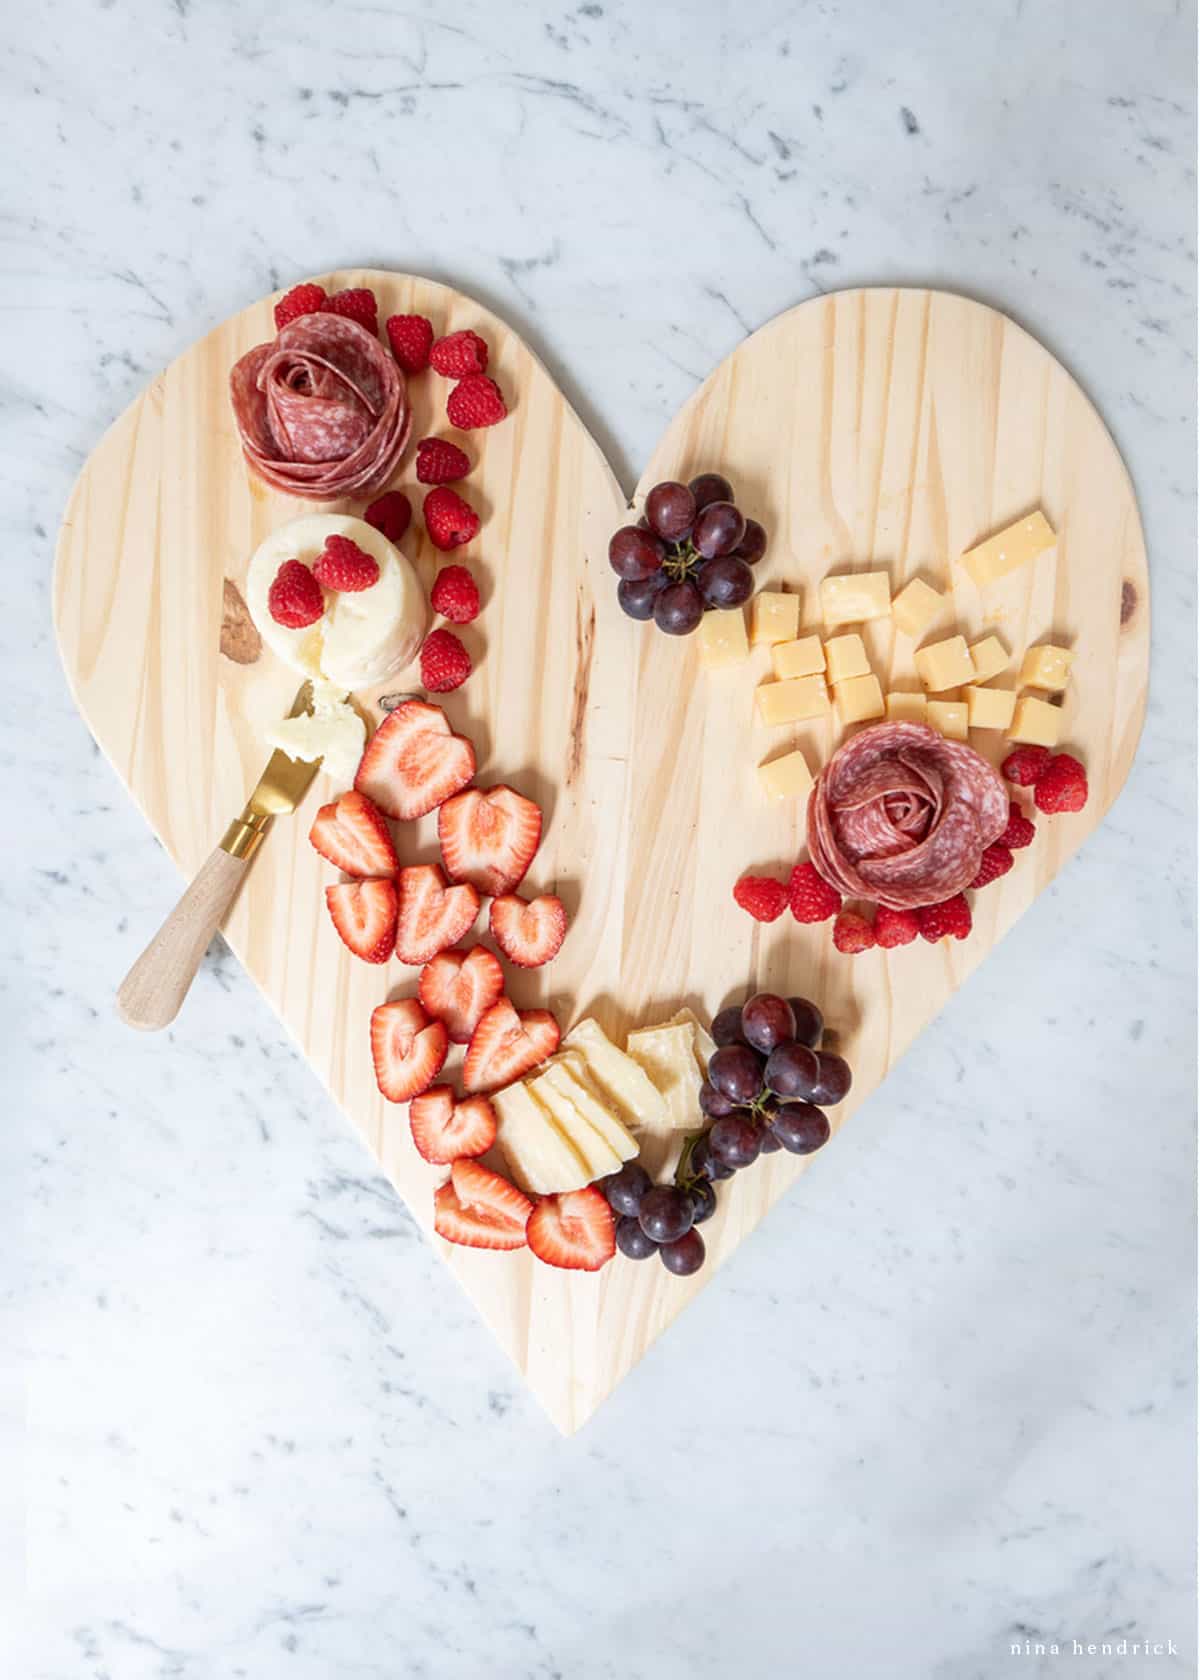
274;282;327;331
322;288;379;334
833;909;876;954
267;559;323;628
423;487;480;551
363;491;412;546
385;313;434;374
1034;753;1089;815
312;534;379;592
420;628;472;693
1001;744;1052;787
918;894;972;943
998;800;1036;850
874;904;920;948
969;842;1014;890
732;875;788;922
416;436;471;485
430;330;489;378
430;565;481;625
787;861;841;923
447;374;508;430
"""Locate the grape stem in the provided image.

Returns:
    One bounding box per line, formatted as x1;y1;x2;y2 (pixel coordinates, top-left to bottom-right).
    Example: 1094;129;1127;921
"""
663;540;700;583
674;1130;707;1190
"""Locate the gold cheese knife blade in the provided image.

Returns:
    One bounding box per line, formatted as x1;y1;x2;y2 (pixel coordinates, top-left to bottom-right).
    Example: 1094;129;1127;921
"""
118;682;321;1031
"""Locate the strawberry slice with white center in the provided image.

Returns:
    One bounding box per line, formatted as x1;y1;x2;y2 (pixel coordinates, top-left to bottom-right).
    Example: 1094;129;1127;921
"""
394;865;480;965
463;997;560;1093
488;893;567;969
417;945;504;1043
409;1085;498;1164
325;879;397;963
309;789;398;877
433;1157;533;1250
438;785;542;898
370;997;448;1102
354;699;476;822
527;1186;616;1272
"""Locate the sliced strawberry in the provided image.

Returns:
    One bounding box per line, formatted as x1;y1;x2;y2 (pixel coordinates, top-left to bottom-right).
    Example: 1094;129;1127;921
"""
489;893;567;969
437;785;542;898
309;789;398;877
433;1157;532;1250
354;699;475;822
370;998;448;1102
463;997;560;1093
417;945;505;1043
409;1085;497;1164
394;865;480;965
324;880;397;963
527;1187;616;1272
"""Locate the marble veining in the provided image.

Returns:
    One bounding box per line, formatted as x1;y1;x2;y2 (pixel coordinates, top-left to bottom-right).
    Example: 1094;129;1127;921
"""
10;0;1195;1675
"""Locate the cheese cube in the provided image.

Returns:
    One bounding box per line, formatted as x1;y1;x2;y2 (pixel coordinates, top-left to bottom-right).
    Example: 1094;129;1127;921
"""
833;673;884;725
961;510;1056;587
914;634;975;692
823;633;870;683
886;691;927;723
1009;696;1062;747
820;571;891;628
1020;643;1074;691
927;700;968;740
696;606;749;669
756;675;829;726
964;685;1017;730
771;635;825;680
758;749;815;803
891;577;946;639
750;591;800;646
968;635;1010;684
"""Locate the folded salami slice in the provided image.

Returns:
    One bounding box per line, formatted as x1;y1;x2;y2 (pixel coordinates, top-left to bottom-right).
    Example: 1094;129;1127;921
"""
807;722;1008;910
229;314;411;501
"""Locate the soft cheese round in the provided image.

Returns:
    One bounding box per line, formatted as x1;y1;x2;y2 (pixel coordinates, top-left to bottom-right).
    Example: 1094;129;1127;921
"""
245;515;427;689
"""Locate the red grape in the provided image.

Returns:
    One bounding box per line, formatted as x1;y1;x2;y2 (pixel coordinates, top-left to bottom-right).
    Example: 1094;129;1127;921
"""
740;993;796;1053
608;525;664;580
708;1045;763;1104
616;1215;658;1259
709;1113;762;1168
787;996;824;1048
769;1102;831;1155
660;1227;706;1275
692;501;746;559
733;518;767;565
645;481;696;541
688;472;734;511
764;1040;820;1100
688;1178;717;1225
699;1079;737;1118
617;573;668;620
604;1161;652;1217
638;1185;695;1244
653;579;704;635
711;1005;747;1047
692;1134;734;1181
758;1126;783;1155
810;1052;853;1106
697;555;754;609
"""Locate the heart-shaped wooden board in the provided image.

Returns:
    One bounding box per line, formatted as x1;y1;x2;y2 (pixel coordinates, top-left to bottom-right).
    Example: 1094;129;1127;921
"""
55;277;1148;1432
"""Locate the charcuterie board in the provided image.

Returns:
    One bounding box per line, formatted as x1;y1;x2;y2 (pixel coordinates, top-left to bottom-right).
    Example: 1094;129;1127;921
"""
54;277;1149;1432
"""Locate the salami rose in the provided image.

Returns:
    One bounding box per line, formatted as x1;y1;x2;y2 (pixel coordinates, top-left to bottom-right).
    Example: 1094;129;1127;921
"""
807;722;1008;911
229;314;411;501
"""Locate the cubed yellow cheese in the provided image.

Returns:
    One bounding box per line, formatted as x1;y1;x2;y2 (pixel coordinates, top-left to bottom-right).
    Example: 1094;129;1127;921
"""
750;591;800;646
914;634;975;692
696;607;749;669
755;675;829;726
771;635;825;680
819;571;891;628
1020;643;1074;691
927;700;968;740
833;673;884;724
891;577;946;639
961;510;1056;587
964;685;1017;730
758;749;815;803
968;635;1010;684
1009;695;1062;747
886;691;928;723
823;633;870;683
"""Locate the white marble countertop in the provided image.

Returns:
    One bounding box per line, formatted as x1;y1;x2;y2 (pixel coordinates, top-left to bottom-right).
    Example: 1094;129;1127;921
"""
12;0;1196;1675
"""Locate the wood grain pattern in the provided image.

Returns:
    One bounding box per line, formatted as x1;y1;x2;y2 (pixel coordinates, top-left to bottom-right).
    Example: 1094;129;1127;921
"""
54;278;1149;1432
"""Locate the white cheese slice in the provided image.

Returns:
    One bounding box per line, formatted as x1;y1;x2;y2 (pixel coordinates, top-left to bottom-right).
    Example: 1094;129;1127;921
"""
562;1018;669;1133
665;1007;717;1080
541;1055;639;1163
625;1022;703;1131
525;1076;624;1180
263;679;366;786
491;1081;592;1194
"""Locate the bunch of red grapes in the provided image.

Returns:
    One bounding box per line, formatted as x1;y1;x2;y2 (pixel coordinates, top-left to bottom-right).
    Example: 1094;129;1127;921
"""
601;992;852;1277
607;472;767;636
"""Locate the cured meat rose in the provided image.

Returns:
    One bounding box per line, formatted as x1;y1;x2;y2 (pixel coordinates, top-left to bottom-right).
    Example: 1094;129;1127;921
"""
229;314;412;501
807;722;1008;911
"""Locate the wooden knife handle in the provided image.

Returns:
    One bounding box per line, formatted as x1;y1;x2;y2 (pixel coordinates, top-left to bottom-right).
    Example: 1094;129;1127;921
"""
116;846;251;1031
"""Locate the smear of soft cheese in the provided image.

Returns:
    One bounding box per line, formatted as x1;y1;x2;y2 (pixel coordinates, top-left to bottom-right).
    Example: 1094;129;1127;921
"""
244;514;427;689
264;680;366;786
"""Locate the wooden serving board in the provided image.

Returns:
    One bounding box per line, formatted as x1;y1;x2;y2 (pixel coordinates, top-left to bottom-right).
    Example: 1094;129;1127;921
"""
54;278;1149;1432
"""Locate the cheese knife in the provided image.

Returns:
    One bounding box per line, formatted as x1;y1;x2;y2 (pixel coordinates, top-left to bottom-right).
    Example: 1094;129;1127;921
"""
117;682;320;1031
